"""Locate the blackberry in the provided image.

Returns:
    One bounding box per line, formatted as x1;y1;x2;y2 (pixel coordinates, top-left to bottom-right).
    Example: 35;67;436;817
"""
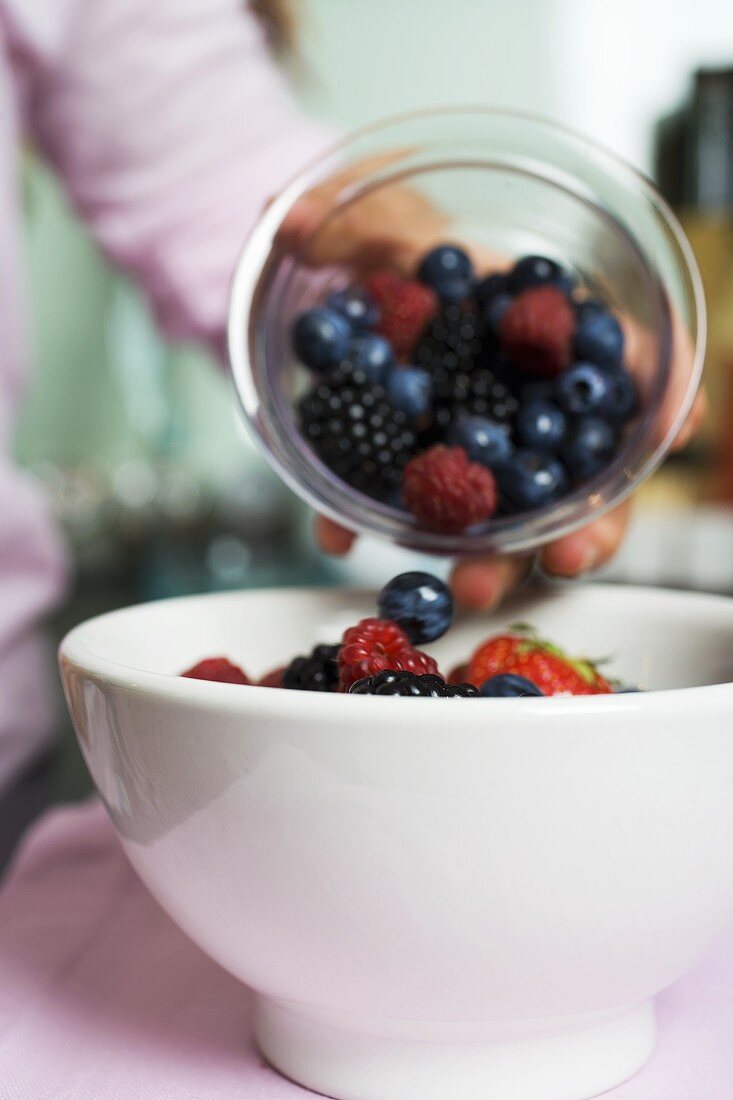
444;681;482;697
415;305;484;376
283;643;340;692
349;669;479;696
424;366;519;443
298;363;417;500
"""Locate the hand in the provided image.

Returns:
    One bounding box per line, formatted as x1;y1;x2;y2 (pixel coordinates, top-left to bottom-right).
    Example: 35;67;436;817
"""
317;394;706;611
279;159;706;609
277;152;501;278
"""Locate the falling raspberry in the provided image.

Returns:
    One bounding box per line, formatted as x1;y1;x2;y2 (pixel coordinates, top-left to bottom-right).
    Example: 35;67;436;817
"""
402;445;498;534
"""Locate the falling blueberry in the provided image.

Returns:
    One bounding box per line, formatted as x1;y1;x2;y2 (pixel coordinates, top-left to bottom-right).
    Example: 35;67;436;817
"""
377;571;453;644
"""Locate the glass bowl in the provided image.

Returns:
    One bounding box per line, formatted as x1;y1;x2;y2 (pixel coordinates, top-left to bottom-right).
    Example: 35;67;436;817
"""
228;108;705;557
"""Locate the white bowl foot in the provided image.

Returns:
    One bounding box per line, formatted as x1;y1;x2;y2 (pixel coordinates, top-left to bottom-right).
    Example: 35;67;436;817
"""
253;996;656;1100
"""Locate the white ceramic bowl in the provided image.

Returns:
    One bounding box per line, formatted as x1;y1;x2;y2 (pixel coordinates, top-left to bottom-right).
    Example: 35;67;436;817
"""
60;584;733;1100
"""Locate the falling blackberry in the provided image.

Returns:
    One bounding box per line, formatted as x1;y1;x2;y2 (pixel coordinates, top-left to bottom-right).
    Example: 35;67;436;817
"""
415;305;484;376
349;669;480;696
283;643;340;692
424;366;519;443
298;363;418;500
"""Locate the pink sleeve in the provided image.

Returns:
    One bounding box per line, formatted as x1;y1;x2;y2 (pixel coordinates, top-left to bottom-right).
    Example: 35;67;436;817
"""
20;0;332;353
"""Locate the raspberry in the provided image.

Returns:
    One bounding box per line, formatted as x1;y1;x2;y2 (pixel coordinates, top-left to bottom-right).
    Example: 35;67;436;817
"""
182;657;249;685
338;617;439;690
259;666;285;688
499;285;574;377
364;272;438;359
402;445;498;534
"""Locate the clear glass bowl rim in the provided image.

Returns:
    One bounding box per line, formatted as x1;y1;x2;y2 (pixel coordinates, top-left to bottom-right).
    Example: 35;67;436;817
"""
228;106;706;557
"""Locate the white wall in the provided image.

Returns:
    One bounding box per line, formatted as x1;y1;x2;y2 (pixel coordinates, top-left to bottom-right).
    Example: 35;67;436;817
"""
300;0;733;172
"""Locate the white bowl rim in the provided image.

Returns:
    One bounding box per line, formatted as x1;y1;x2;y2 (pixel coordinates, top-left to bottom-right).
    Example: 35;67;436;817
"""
58;583;733;717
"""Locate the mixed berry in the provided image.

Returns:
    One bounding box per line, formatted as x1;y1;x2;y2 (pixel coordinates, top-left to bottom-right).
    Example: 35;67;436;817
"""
291;246;638;534
182;572;637;698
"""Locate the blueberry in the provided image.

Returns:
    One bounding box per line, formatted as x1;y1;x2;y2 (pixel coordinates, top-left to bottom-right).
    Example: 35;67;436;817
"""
417;244;474;303
484;291;513;333
574;305;624;368
377;571;453;644
475;272;507;306
555;362;612;416
479;674;544;697
293;307;352;372
345;334;395;383
448;415;514;469
509;254;574;294
385;367;432;421
326;286;380;332
519;380;555;404
498;449;569;512
516;399;568;452
598;367;637;424
562;417;618;480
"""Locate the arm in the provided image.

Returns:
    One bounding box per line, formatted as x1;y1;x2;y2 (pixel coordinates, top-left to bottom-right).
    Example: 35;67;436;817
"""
18;0;331;355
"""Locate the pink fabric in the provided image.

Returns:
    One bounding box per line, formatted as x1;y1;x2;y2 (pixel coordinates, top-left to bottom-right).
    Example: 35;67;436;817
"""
0;0;329;787
0;801;731;1099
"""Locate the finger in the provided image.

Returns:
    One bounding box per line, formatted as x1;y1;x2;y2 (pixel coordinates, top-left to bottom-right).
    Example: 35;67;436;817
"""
539;501;631;578
315;514;357;556
450;554;532;611
671;389;707;453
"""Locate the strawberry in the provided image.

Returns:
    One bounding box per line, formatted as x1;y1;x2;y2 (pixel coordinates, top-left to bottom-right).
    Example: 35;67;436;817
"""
466;626;611;696
182;657;249;685
499;285;574;377
447;661;470;685
364;272;438;359
338;617;440;691
259;666;286;688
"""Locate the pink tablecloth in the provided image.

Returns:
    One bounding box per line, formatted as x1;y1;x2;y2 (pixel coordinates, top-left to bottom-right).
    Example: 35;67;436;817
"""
0;800;730;1100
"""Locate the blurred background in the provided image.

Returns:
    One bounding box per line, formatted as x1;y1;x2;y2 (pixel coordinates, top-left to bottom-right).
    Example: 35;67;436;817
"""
5;0;733;845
